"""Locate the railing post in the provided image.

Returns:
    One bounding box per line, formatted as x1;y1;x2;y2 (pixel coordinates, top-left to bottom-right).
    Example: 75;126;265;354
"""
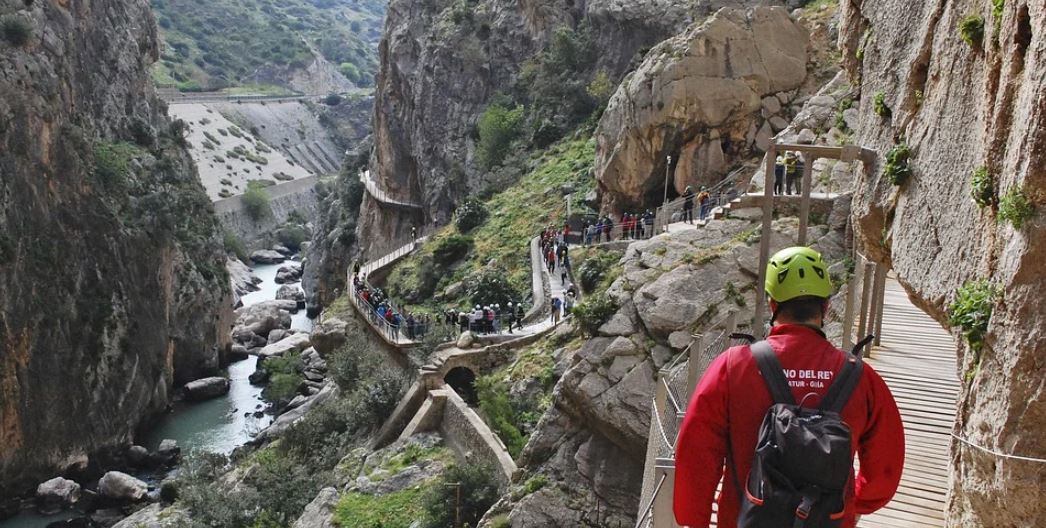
754;147;777;333
841;274;857;351
857;260;875;340
686;335;708;398
865;264;887;355
797;155;815;246
873;266;888;346
652;458;679;528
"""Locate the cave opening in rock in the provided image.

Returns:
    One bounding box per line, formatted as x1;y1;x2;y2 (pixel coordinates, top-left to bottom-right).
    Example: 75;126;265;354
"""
444;366;478;405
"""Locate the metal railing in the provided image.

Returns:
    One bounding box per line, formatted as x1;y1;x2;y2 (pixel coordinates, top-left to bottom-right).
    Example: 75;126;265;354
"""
652;167;747;234
360;170;423;210
636;311;743;528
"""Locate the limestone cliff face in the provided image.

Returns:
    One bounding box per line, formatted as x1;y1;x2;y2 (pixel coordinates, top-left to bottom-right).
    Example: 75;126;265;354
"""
840;0;1044;524
595;7;811;212
359;0;719;255
0;0;232;496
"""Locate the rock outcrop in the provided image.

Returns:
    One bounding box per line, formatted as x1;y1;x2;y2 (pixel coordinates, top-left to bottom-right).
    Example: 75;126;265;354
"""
0;0;233;496
98;471;148;502
840;0;1045;525
595;7;809;212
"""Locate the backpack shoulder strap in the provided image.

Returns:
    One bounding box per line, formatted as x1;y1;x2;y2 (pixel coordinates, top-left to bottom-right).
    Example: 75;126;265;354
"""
751;341;796;406
820;355;865;413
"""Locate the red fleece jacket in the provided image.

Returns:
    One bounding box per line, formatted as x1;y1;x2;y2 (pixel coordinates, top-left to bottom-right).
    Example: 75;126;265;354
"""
673;324;905;528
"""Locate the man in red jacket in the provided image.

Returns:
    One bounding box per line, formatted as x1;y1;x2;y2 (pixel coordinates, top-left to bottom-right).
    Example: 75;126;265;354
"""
674;246;905;528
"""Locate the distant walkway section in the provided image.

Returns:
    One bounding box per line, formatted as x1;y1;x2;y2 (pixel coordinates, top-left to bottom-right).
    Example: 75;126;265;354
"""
360;170;423;210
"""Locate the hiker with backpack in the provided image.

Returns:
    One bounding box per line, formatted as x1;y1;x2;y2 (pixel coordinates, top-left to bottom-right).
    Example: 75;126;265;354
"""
682;185;695;224
697;186;712;221
674;246;904;528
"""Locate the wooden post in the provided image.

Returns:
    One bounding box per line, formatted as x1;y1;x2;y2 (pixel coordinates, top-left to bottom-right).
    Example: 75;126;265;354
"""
725;311;739;336
655;370;670;428
652;458;679;528
857;261;875;340
754;147;777;333
873;266;888;346
797;155;815;246
841;277;857;350
686;334;710;397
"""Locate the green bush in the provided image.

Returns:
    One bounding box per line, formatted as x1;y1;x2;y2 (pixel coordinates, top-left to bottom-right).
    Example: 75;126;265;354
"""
959;15;985;47
92;142;143;190
432;234;473;265
262;355;304;404
835;97;854;131
422;464;500;528
223;230;249;262
873;91;891;118
571;293;618;337
276;224;310;251
970;167;994;208
243;185;272;221
948;280;997;351
521;474;547;495
465;267;521;308
1;15;33;47
476;376;526;457
455;197;489;232
335;486;428;528
477;103;525;168
883;143;912;185
324;93;343;106
577;251;619;293
998;187;1034;229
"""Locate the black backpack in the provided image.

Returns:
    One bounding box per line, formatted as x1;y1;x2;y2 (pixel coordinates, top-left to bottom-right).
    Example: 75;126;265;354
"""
736;340;865;528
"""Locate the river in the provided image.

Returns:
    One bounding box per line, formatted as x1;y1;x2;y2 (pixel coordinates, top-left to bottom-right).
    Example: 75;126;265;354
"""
1;260;311;528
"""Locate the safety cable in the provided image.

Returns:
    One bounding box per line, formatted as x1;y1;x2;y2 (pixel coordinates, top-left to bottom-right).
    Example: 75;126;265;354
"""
950;432;1046;464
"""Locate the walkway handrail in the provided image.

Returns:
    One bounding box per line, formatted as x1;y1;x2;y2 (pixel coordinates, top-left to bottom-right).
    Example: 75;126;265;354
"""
360;170;423;210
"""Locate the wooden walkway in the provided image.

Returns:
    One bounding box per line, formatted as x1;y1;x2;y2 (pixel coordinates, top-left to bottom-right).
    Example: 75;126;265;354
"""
860;277;957;528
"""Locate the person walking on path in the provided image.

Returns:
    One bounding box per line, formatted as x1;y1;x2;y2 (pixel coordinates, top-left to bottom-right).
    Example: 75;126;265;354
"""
550;296;562;325
774;155;785;195
682;185;695;224
411;225;417;243
697;186;711;221
674;246;904;528
784;152;799;195
515;303;525;331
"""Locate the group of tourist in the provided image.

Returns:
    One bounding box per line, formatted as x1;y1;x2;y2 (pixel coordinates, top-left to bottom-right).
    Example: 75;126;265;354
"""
773;151;806;195
352;273;436;340
581;211;656;245
443;304;527;335
680;185;714;223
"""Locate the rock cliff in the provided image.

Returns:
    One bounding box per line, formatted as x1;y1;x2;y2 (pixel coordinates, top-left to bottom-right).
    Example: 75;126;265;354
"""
360;0;812;256
0;0;232;497
840;0;1044;524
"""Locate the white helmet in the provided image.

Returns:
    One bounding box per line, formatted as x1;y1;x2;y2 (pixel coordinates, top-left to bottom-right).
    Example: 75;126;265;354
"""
475;305;481;310
508;302;513;306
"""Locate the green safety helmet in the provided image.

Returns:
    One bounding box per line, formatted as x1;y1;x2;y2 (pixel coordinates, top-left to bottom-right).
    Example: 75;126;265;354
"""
765;246;833;302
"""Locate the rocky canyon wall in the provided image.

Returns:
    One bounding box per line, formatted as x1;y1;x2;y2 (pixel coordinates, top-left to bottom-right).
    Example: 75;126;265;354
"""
839;0;1045;525
0;0;232;496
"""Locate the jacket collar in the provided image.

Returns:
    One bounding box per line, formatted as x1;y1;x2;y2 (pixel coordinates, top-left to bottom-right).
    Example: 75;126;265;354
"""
769;323;827;339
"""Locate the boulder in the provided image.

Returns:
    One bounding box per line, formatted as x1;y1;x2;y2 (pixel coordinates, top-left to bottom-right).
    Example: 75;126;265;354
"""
276;284;306;306
126;445;151;467
248;368;271;385
292;488;339;528
36;477;81;509
227;257;262;303
275;264;303;284
234;300;293;337
97;472;147;502
249;250;285;264
310;317;348;357
442;281;464;299
110;504;188;528
457;331;475;348
228;344;250;362
156;439;180;464
595;7;809;211
257;333;311;358
272;244;293;256
267;329;288;344
183;377;230;401
797;128;817;144
761;95;782;116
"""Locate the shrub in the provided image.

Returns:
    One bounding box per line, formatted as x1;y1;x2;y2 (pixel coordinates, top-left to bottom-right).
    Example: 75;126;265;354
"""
324;93;343;106
959;15;985;47
92;142;142;190
873;91;891;118
276;224;310;251
223;230;249;262
455;197;489;232
970;167;994;208
948;280;997;351
335;486;427;528
422;464;499;528
586;69;613;103
572;293;618;337
1;15;32;47
465;267;521;308
577;251;620;293
432;234;473;265
262;355;304;404
883;143;912;185
243;185;272;221
476;103;525;169
998;187;1034;229
835;97;854;131
476;376;526;457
